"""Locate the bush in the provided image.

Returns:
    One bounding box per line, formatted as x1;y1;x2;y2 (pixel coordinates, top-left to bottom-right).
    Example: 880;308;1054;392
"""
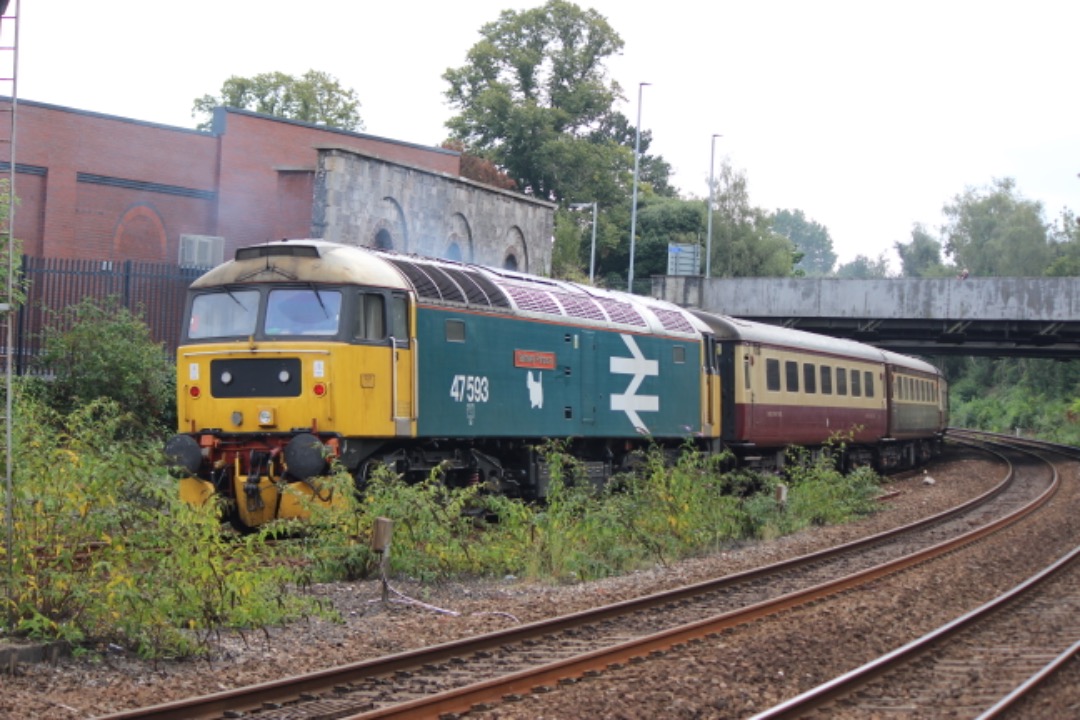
32;296;175;438
0;391;339;657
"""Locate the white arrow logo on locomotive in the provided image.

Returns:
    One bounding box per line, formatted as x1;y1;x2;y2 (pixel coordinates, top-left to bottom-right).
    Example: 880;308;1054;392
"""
610;334;659;433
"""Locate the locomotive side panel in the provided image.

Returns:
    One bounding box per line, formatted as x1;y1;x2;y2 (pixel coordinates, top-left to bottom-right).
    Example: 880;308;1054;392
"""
414;306;703;440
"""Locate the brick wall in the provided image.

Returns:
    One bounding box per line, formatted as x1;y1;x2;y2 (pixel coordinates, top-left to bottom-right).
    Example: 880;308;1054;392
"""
3;99;552;274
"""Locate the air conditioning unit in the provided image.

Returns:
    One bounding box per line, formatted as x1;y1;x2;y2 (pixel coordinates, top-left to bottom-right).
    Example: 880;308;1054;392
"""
179;234;225;269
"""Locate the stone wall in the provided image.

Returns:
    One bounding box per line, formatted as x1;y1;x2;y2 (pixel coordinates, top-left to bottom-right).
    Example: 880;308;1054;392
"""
313;146;554;275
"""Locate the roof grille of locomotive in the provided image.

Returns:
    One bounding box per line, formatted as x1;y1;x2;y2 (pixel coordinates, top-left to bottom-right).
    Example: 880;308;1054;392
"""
386;257;511;309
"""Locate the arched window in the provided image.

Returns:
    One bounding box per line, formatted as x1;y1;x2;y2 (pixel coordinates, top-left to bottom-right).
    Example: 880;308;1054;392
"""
504;253;519;271
446;242;462;261
374;229;394;250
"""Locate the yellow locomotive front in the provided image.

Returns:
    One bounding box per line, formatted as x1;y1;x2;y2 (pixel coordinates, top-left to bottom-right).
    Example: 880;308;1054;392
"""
165;242;416;529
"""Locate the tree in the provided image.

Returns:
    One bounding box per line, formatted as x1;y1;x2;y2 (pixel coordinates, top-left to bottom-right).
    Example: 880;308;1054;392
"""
192;70;364;131
707;162;796;278
771;209;836;275
894;224;952;278
1045;210;1080;276
443;0;670;203
835;253;891;278
942;177;1051;277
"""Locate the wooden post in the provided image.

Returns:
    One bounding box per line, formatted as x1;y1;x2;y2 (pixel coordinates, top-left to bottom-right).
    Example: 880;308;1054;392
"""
774;483;788;506
372;517;393;602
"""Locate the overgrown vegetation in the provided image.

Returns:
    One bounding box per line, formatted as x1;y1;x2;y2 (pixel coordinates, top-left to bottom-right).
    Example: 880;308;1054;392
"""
2;404;885;658
1;392;346;657
1;305;886;658
26;296;176;438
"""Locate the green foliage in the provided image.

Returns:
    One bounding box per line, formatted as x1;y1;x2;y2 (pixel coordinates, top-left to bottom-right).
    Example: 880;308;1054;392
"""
947;356;1080;444
835;252;892;278
706;162;796;279
895;224;954;278
772;208;837;276
0;178;27;310
2;406;886;654
193;69;364;131
1;393;338;657
942;177;1051;277
443;0;671;205
32;296;175;438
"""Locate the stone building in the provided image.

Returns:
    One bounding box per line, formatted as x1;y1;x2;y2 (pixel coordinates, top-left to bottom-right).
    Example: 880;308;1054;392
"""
3;98;554;273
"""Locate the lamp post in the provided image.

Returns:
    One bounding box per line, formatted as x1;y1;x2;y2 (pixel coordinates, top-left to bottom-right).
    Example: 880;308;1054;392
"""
627;81;650;293
570;201;598;284
704;133;722;278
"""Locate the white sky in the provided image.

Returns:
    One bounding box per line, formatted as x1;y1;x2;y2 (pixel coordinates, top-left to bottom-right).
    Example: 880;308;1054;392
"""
12;0;1080;270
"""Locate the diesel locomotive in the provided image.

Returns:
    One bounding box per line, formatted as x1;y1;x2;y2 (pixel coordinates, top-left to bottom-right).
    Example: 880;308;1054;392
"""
165;240;947;529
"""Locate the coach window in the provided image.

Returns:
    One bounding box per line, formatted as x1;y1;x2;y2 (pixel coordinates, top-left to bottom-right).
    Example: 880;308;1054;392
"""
744;356;752;390
851;369;862;397
865;371;875;398
836;367;847;396
785;360;799;392
819;365;832;395
766;358;781;391
446;319;466;343
803;363;817;393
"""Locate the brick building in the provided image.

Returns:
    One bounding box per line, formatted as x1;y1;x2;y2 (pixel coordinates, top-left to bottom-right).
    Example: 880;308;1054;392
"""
4;99;554;273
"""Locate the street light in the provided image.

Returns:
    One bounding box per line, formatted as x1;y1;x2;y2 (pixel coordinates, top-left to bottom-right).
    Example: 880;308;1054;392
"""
627;82;650;293
570;201;598;284
704;133;722;278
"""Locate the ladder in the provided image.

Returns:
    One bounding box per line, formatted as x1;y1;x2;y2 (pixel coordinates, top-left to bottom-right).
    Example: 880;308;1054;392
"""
0;0;19;629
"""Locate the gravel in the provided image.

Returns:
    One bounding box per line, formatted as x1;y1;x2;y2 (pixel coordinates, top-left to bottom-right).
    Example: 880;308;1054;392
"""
0;446;1000;719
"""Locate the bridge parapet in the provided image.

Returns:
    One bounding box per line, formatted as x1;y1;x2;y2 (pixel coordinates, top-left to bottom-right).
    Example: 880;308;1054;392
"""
651;275;1080;358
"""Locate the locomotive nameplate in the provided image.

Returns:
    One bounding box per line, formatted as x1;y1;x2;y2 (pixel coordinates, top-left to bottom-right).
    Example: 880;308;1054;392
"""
514;349;556;370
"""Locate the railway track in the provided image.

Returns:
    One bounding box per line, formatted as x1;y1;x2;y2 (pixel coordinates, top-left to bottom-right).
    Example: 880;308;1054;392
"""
751;430;1080;719
95;435;1056;720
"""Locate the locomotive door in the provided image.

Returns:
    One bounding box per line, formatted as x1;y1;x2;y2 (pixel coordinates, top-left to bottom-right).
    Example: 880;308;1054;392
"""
703;335;719;435
389;293;415;436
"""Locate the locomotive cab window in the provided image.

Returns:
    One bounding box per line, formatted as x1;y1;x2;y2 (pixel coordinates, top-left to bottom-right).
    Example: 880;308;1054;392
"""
189;289;259;339
673;345;686;364
353;293;386;341
390;294;409;343
265;288;342;337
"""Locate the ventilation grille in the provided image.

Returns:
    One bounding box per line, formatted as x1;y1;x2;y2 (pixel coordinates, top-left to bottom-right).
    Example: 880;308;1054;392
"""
597;298;647;327
504;285;562;315
652;307;697;334
552;292;607;322
386;257;511;308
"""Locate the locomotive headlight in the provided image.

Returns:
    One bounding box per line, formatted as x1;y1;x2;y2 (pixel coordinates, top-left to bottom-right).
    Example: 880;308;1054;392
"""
278;370;291;383
230;411;243;427
258;408;276;427
220;370;233;385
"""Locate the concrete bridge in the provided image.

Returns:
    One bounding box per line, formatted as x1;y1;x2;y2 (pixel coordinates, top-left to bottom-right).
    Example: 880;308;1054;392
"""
651;275;1080;358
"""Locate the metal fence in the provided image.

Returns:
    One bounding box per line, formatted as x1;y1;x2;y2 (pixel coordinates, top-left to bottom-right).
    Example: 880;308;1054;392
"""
11;257;205;374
